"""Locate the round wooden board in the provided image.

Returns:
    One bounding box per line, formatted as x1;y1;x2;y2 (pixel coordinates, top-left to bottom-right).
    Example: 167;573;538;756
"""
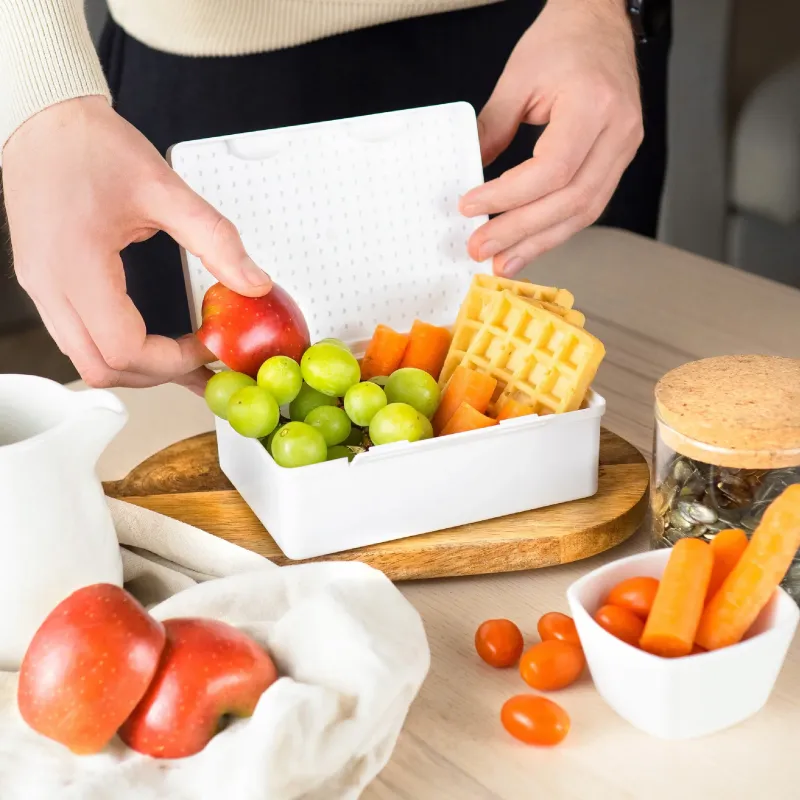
104;429;649;581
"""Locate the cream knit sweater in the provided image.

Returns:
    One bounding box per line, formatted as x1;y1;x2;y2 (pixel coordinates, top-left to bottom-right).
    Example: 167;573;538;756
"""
0;0;498;149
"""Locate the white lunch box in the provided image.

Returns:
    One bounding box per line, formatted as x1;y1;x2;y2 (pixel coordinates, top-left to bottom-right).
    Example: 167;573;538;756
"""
170;103;606;560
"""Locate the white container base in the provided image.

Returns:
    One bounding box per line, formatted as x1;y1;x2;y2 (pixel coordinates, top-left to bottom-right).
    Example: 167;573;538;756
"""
218;392;605;560
172;104;607;560
567;549;799;740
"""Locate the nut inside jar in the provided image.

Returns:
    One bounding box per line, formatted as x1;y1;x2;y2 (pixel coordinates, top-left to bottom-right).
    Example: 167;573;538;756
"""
652;449;800;600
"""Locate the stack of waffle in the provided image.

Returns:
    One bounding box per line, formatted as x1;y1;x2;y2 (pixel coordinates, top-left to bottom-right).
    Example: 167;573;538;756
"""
439;275;605;417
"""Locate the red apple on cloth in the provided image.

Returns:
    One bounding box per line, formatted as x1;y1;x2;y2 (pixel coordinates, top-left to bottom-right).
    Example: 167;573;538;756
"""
197;282;310;377
119;618;278;759
18;584;166;755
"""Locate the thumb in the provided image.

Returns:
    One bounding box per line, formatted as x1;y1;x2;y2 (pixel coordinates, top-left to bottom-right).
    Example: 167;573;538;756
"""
477;70;526;167
147;172;272;297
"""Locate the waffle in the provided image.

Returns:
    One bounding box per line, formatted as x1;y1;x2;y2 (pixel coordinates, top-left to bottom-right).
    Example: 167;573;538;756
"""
444;290;605;416
452;274;577;332
440;275;585;386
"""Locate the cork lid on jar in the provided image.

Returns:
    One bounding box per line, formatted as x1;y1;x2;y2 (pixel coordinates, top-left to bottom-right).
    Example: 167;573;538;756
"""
655;355;800;469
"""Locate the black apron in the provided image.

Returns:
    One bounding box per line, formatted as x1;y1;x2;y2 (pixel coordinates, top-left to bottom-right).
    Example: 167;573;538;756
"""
99;0;670;337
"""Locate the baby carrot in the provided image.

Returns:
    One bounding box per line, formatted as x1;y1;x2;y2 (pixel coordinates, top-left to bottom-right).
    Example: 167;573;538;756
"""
639;538;713;658
496;397;536;421
399;320;452;380
360;325;409;380
440;402;498;436
696;485;800;651
432;365;496;435
705;529;749;601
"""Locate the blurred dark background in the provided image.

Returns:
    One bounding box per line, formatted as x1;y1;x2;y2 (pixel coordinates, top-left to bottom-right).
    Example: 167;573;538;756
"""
2;0;799;382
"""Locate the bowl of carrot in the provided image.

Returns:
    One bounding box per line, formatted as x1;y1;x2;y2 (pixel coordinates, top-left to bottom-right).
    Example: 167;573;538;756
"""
567;485;800;740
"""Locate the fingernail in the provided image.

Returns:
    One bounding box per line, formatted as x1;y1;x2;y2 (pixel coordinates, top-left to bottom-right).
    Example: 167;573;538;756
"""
477;240;502;261
500;257;524;277
242;256;272;287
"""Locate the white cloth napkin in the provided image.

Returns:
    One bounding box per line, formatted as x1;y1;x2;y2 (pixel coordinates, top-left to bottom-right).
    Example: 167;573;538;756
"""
0;499;430;800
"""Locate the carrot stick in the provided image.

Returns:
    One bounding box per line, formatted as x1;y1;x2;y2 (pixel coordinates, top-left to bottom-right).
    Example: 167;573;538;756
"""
432;365;497;435
399;320;452;380
496;398;536;421
696;485;800;651
440;402;498;436
705;529;749;601
360;325;409;380
639;538;713;658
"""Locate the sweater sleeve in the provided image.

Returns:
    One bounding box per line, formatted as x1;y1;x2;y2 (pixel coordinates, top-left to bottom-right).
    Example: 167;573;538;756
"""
0;0;111;149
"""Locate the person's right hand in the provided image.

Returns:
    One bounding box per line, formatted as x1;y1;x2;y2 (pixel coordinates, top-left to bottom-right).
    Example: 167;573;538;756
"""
2;96;272;393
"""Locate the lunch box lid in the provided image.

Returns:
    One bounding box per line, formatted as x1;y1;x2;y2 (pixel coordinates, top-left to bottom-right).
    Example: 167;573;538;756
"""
169;103;489;345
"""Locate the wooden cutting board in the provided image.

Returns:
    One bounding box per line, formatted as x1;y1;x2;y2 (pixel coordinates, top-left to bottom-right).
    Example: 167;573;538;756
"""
103;429;649;581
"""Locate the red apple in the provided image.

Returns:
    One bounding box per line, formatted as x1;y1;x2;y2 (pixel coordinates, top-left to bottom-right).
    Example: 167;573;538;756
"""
119;618;278;759
18;584;166;755
197;282;310;377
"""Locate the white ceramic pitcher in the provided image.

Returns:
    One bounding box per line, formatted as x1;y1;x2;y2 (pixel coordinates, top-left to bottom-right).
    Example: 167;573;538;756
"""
0;374;126;669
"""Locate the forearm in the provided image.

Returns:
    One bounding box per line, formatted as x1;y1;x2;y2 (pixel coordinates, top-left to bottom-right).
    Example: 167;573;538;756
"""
547;0;629;15
546;0;633;34
0;0;110;151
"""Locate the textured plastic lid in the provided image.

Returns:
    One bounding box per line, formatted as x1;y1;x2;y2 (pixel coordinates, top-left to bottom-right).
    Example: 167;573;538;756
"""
655;355;800;468
169;103;489;345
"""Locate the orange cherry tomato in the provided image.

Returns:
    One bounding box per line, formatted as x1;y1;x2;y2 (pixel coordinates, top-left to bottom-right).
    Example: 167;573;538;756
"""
519;640;585;691
475;619;524;668
501;694;570;746
606;576;660;620
593;604;645;647
537;612;581;648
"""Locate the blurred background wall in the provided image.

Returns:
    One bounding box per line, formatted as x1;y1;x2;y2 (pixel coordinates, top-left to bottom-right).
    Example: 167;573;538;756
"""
660;0;800;283
2;0;799;380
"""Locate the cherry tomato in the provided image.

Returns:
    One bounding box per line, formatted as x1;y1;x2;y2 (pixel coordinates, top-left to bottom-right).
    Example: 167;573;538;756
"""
519;640;585;691
501;694;570;746
475;619;524;668
593;604;645;647
606;576;660;620
537;612;581;648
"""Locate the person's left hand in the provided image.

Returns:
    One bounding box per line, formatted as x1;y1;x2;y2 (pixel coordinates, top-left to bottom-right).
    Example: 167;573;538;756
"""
460;0;643;276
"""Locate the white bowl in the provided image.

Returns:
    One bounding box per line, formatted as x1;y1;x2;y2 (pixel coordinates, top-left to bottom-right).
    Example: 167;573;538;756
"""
566;548;799;740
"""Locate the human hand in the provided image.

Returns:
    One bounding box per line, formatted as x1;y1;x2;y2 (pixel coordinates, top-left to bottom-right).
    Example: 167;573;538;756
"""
460;0;643;276
2;96;272;393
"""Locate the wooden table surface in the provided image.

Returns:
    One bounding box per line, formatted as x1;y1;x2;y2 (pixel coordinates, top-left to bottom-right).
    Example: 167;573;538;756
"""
88;229;800;800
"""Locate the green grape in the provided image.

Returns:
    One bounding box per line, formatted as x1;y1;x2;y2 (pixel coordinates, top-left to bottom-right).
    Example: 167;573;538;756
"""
256;356;302;406
304;405;351;446
204;371;256;420
301;342;361;397
262;422;285;455
384;368;441;419
368;376;390;387
289;383;337;421
327;445;355;462
227;386;280;438
344;382;388;427
369;403;429;446
419;413;434;440
317;338;348;349
270;422;327;468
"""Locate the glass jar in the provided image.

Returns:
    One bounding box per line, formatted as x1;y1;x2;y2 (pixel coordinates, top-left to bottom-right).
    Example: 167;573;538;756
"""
651;355;800;602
